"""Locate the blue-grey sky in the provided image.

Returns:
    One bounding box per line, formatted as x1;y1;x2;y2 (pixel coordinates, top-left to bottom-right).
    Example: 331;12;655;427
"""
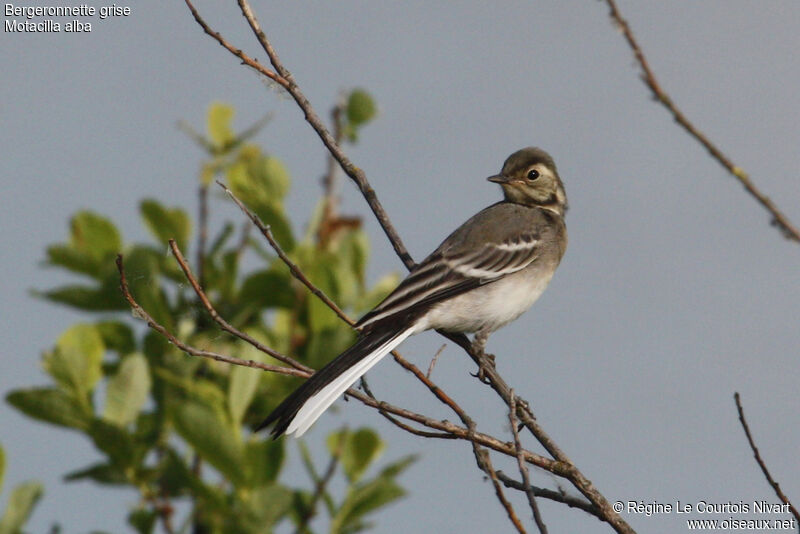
2;2;798;532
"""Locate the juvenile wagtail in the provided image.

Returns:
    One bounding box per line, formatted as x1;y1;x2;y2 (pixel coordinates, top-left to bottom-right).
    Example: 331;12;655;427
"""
260;147;568;437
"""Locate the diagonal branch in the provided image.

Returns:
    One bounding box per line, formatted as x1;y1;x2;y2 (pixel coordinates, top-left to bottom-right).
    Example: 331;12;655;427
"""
216;179;558;526
119;253;558;466
228;0;415;269
116;254;306;378
509;392;548;534
734;393;799;523
439;330;633;534
168;238;311;373
184;3;637;531
604;0;800;243
183;0;289;90
468;419;527;534
494;471;602;520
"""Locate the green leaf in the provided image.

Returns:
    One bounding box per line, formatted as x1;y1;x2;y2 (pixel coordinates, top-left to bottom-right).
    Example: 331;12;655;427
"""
64;462;128;485
104;353;151;427
331;478;405;534
0;481;43;534
96;321;136;355
235;483;293;530
238;270;295;311
140;199;192;251
128;507;157;534
42;323;104;401
239;146;291;202
69;211;122;261
376;454;417;479
45;244;104;279
327;428;385;483
171;401;244;485
253;202;295;252
88;419;138;469
338;228;370;286
6;388;91;430
303;259;340;332
208;102;235;149
227;147;295;250
228;339;267;425
37;281;126;312
244;439;284;486
155;449;193;497
346;89;377;127
154;368;226;407
44;212;121;280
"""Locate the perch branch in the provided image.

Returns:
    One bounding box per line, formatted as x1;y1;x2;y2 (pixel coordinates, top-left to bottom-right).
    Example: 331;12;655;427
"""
734;393;799;522
604;0;800;243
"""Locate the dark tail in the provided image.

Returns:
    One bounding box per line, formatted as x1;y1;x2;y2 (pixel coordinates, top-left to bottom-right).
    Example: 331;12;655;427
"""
258;326;411;438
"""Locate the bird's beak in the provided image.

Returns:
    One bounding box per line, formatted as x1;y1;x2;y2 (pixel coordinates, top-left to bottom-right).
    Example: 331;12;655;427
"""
487;174;509;184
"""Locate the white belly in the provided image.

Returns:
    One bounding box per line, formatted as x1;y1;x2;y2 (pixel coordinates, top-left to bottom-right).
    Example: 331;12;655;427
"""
419;268;554;334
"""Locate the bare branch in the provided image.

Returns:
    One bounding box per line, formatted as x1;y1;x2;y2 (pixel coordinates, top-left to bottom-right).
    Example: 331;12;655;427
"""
494;472;602;520
295;433;343;533
216;180;353;326
468;420;527;534
439;331;634;533
116;254;307;378
182;4;640;531
604;0;800;243
426;344;446;379
183;0;289;90
734;393;799;523
510;392;548;534
120;253;564;472
168;239;311;373
233;0;415;269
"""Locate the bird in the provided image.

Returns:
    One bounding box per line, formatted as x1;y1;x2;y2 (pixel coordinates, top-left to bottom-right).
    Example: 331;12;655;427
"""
259;147;568;438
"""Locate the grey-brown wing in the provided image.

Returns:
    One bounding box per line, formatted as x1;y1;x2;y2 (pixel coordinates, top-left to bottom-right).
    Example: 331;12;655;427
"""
356;232;540;330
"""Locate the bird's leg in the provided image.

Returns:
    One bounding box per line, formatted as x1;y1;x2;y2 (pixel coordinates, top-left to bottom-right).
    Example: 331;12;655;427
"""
470;330;495;383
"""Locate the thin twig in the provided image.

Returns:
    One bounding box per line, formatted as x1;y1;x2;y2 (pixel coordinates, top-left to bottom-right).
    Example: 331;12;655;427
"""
295;433;343;533
119;254;559;469
183;0;289;90
440;331;634;534
233;0;415;269
184;4;639;531
216;180;353;326
510;392;548;534
168;239;311;373
468;420;527;534
426;344;446;379
734;393;799;523
359;379;456;439
494;472;601;519
116;254;306;378
604;0;800;243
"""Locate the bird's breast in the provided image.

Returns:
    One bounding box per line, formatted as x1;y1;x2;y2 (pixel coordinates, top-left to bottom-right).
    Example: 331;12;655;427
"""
420;263;556;334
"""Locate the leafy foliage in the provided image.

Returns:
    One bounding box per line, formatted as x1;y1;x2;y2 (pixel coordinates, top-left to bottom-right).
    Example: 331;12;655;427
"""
7;99;412;533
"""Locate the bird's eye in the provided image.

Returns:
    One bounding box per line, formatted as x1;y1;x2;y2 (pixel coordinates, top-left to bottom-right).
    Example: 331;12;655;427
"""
526;169;540;181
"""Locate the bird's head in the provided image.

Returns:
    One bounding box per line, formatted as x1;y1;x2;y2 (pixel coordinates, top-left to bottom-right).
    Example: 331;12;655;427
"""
488;147;567;216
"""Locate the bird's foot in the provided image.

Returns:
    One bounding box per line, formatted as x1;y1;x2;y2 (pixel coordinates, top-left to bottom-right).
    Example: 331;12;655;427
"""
470;330;495;383
476;352;496;383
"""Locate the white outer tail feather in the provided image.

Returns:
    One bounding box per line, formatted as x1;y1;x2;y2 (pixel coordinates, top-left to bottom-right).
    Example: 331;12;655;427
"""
286;327;416;436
